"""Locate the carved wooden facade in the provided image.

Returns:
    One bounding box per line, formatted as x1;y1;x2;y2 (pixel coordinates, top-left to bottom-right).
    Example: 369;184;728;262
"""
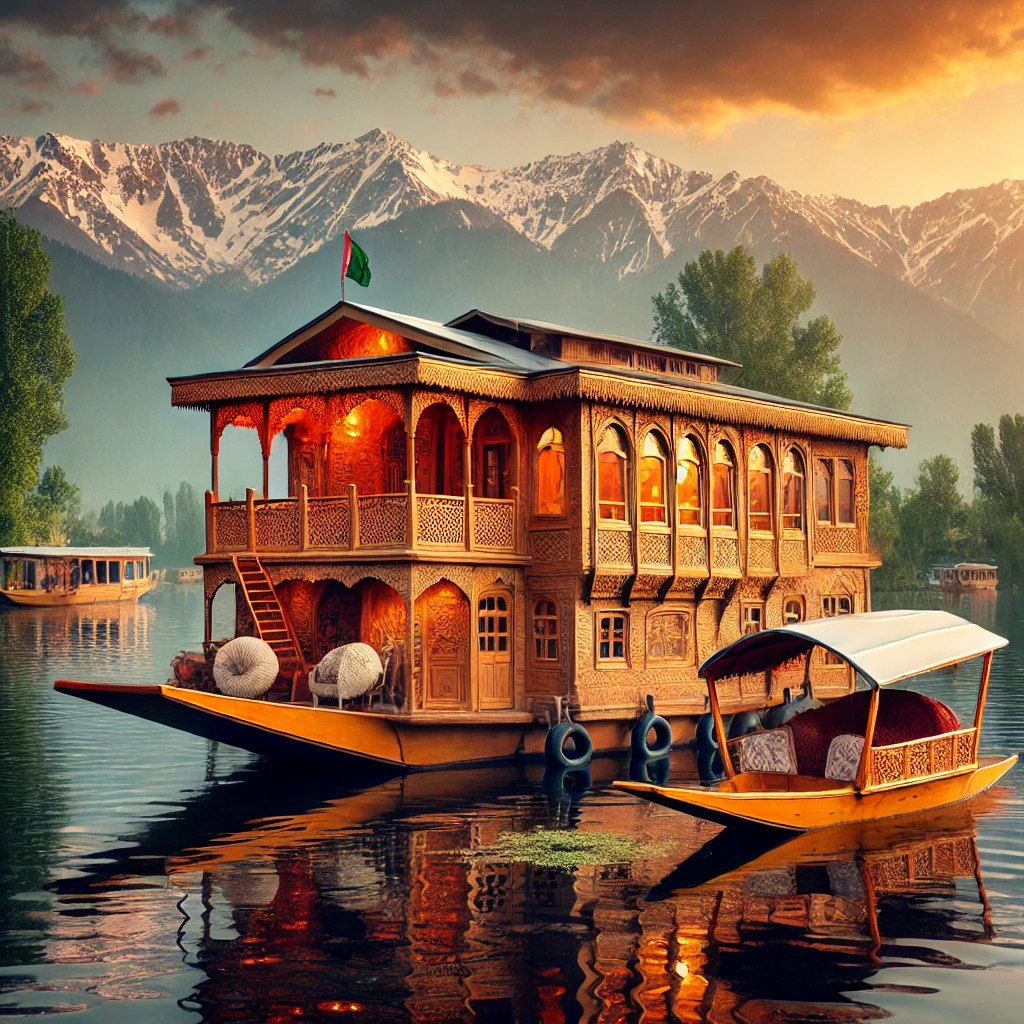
174;301;907;720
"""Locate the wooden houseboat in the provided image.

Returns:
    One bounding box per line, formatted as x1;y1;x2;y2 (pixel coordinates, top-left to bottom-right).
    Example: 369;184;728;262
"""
56;300;909;768
1;546;156;607
939;562;998;591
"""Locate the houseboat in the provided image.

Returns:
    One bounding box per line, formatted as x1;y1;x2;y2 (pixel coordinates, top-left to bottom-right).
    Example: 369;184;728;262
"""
939;562;998;591
55;299;909;769
1;546;156;607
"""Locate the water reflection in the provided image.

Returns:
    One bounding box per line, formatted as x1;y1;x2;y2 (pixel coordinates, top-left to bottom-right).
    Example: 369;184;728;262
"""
1;588;1022;1021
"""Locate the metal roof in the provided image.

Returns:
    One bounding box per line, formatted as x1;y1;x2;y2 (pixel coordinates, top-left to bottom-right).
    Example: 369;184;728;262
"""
0;546;153;558
698;609;1007;689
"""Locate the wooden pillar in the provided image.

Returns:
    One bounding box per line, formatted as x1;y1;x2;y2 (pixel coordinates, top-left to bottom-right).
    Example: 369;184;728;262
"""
298;484;308;551
405;390;417;549
707;675;735;778
349;483;359;551
261;400;271;500
972;651;993;760
463;435;473;551
204;593;213;644
205;489;215;554
855;685;881;791
210;410;220;502
245;487;256;552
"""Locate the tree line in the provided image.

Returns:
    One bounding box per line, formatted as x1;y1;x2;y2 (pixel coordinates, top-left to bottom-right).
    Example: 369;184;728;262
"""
870;416;1024;589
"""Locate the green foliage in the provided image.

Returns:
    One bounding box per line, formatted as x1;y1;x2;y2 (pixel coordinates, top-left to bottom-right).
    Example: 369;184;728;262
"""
461;827;672;868
0;212;76;543
969;414;1024;588
897;456;970;569
868;455;914;589
21;465;81;545
652;247;851;410
169;482;204;566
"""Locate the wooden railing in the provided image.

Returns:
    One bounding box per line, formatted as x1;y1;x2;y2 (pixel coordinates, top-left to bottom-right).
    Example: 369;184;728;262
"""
865;727;978;790
205;485;518;556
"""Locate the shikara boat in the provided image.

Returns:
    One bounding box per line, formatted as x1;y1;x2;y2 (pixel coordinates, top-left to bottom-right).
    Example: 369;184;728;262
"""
614;609;1017;831
0;546;157;607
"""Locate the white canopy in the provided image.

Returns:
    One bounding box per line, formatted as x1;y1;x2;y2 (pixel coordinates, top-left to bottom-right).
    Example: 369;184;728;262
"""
699;609;1007;689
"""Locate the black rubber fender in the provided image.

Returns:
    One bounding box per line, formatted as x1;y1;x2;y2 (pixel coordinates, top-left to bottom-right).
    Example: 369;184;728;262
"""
728;711;762;739
544;720;594;768
631;711;673;759
629;753;671;786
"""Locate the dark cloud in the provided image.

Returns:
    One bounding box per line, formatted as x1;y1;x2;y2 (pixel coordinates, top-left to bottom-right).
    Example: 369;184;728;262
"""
104;43;164;83
0;34;57;89
6;2;1024;124
149;96;181;117
314;86;336;98
69;79;104;95
10;96;53;114
183;45;212;61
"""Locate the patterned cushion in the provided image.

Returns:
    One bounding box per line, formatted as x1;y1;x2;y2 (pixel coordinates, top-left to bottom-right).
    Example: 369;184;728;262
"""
825;733;864;781
736;727;797;774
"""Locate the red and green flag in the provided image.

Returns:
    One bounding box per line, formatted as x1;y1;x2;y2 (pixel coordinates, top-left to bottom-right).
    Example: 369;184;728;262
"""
342;230;371;290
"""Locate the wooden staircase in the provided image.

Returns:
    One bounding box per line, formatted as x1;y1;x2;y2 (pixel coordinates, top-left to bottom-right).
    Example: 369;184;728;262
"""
232;555;307;676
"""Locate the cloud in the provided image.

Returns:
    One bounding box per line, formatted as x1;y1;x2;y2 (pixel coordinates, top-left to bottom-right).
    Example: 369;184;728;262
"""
149;96;181;117
183;46;212;61
314;86;336;98
69;79;103;95
7;2;1024;127
0;34;57;89
10;96;53;114
104;43;164;83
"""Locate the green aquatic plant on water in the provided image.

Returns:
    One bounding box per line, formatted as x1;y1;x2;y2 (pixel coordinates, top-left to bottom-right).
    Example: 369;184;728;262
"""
460;827;672;869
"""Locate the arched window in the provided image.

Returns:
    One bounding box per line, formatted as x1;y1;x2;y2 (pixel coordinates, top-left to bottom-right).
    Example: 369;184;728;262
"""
748;445;773;532
533;597;560;662
784;596;805;624
536;427;565;516
837;460;855;524
677;436;702;527
597;426;629;522
712;441;736;528
781;450;805;531
639;432;668;523
815;459;833;524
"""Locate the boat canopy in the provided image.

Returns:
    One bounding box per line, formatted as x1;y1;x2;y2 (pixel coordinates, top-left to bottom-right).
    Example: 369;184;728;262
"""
699;609;1007;690
0;546;152;558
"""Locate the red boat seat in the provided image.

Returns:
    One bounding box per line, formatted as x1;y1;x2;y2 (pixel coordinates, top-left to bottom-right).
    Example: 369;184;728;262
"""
788;689;962;778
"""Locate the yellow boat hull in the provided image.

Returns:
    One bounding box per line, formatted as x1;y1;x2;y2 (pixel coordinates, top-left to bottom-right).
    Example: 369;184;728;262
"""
1;578;155;607
613;754;1018;831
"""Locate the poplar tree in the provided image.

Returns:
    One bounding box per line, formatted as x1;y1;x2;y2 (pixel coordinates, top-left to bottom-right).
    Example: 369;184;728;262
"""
0;212;76;544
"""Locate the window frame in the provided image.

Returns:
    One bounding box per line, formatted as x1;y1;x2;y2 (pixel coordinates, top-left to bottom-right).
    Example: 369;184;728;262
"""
814;457;858;527
783;596;805;625
815;458;834;525
596;609;630;667
781;449;806;532
596;425;630;523
712;440;737;530
532;596;561;665
837;459;856;525
646;609;694;665
536;425;567;518
639;431;669;526
742;602;765;635
747;444;774;534
676;435;704;529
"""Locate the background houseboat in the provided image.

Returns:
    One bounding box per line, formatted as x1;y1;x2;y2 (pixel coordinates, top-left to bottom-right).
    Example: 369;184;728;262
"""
57;300;909;767
1;546;156;607
940;563;998;591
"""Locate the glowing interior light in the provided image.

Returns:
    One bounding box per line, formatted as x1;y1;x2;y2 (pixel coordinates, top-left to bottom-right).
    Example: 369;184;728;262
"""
343;410;361;438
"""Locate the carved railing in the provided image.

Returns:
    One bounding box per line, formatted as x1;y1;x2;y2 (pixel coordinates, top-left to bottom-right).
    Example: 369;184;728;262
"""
416;494;466;546
253;499;301;550
471;497;516;550
866;728;977;790
306;496;350;548
357;493;407;547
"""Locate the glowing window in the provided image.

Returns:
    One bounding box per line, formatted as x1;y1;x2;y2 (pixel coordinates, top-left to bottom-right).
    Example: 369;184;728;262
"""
533;598;560;662
597;426;629;522
815;459;833;524
712;441;736;529
536;427;566;516
838;460;855;525
748;445;773;533
639;432;668;524
676;436;702;527
782;450;805;531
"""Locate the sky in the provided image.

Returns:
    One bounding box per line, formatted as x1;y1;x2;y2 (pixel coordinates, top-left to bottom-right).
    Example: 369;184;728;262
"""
5;2;1024;207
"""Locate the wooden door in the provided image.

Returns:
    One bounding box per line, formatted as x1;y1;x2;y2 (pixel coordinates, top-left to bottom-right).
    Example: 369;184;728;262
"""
477;590;514;709
422;584;470;709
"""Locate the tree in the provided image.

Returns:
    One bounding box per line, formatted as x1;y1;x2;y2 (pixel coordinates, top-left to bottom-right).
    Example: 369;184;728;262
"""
172;482;204;566
0;212;76;543
897;456;969;570
972;414;1024;517
22;465;81;545
652;247;851;409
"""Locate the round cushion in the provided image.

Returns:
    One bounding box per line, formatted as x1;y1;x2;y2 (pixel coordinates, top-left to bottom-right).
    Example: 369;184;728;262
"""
310;643;382;701
213;636;280;698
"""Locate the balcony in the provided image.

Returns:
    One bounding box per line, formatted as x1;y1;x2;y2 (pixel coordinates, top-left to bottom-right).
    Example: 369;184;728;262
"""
205;485;519;558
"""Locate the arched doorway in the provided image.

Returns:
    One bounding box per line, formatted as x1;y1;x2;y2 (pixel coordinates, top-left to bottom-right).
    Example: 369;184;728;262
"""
415;580;470;709
477;586;514;709
472;409;515;498
415;403;465;495
327;399;406;497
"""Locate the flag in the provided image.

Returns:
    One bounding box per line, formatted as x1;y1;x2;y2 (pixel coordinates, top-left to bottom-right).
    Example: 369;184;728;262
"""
342;230;371;289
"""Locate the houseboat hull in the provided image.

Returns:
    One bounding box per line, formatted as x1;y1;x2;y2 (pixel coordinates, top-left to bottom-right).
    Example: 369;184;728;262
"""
1;577;156;607
53;679;691;771
613;754;1017;831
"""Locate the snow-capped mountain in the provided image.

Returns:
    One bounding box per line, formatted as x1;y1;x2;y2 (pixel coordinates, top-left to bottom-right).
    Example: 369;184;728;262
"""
3;128;1024;341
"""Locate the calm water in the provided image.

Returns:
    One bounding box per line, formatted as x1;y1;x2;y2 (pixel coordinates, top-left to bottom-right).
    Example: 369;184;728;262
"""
1;586;1023;1023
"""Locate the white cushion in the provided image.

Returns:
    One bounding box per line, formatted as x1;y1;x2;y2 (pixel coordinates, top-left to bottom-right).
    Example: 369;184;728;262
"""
825;733;865;781
309;643;382;701
213;636;279;698
736;728;797;775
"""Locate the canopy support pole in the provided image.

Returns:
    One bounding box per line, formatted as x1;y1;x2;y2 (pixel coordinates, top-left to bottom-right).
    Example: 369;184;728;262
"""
707;676;735;779
972;651;993;761
855;686;881;791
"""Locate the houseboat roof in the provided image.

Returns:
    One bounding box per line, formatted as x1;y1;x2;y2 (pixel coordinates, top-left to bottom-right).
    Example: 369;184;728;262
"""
0;546;153;559
699;609;1007;689
169;299;910;450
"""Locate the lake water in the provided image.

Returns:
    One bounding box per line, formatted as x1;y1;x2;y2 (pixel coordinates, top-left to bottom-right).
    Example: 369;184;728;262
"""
1;586;1023;1022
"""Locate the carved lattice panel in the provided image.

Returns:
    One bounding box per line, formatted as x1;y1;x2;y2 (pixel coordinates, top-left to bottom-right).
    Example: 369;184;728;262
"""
357;494;407;546
712;536;741;572
747;537;776;575
678;534;708;571
472;499;515;549
815;526;858;553
596;529;632;567
214;504;247;550
416;495;466;546
780;537;807;573
307;496;350;548
531;530;570;562
638;531;672;567
254;502;300;549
